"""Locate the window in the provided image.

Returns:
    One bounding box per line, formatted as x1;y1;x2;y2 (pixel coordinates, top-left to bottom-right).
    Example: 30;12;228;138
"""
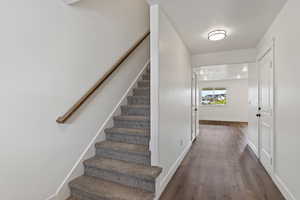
201;88;227;105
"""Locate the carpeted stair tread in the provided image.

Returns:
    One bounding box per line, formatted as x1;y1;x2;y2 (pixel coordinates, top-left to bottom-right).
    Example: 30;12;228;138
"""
134;87;150;91
139;80;150;83
142;74;150;80
133;87;150;96
66;197;80;200
95;141;150;155
121;105;150;116
84;157;162;180
69;176;154;200
127;96;150;105
114;115;149;121
128;96;150;100
122;105;150;109
134;87;150;89
105;127;150;137
138;80;150;87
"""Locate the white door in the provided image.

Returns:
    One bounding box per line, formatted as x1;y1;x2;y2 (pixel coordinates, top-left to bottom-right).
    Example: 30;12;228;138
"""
248;63;259;156
258;44;274;175
191;73;199;141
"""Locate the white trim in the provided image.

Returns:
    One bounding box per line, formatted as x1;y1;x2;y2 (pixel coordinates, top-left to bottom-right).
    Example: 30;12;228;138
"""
45;60;150;200
248;141;297;200
257;37;297;200
257;37;274;62
150;4;160;166
255;37;297;200
191;71;200;141
273;174;297;200
46;194;57;200
247;139;259;157
198;77;248;82
271;37;276;176
257;37;275;176
191;73;196;141
194;61;257;69
154;141;192;200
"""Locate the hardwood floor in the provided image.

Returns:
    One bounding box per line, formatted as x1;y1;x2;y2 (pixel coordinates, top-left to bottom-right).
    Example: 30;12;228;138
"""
159;125;285;200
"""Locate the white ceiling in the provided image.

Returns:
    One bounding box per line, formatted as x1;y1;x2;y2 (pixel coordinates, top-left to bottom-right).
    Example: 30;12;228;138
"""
156;0;287;54
195;63;249;81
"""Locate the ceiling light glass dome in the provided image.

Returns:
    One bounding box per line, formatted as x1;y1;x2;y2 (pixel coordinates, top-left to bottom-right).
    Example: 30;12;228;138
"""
208;30;227;41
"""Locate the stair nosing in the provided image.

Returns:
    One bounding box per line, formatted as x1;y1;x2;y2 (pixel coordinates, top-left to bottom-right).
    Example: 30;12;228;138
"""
84;157;162;180
95;141;150;156
121;105;150;109
105;127;150;137
134;87;150;90
114;115;150;121
69;176;154;200
128;95;150;98
138;80;150;82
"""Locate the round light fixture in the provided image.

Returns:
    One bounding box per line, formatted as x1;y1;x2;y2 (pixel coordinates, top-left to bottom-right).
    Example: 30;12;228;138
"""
208;30;227;41
242;66;248;72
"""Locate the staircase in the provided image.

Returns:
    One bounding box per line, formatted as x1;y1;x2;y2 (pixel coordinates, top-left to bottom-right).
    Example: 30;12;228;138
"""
67;67;162;200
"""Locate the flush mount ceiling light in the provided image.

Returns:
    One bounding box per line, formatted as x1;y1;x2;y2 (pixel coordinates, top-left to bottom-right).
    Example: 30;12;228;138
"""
62;0;81;5
208;30;227;41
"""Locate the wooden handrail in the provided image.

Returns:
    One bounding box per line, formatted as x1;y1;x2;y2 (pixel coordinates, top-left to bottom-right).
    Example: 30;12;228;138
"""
56;31;150;124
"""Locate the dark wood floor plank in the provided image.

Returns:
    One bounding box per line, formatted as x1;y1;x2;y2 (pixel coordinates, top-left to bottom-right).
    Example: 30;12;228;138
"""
159;125;285;200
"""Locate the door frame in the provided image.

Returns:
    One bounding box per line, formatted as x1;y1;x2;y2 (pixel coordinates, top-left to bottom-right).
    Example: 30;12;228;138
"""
191;72;199;141
256;37;276;175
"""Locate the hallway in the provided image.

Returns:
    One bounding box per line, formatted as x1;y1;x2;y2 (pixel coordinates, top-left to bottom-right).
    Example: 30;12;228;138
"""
160;125;285;200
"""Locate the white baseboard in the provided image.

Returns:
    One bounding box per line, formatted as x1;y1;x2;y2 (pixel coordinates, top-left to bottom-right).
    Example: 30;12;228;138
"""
247;139;296;200
46;60;150;200
247;139;259;157
273;174;296;200
154;141;192;200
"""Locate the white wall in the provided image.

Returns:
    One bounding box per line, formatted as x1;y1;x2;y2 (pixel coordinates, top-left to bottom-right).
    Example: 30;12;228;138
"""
247;63;259;156
192;48;257;67
199;79;248;122
0;1;149;200
256;0;300;199
150;6;192;197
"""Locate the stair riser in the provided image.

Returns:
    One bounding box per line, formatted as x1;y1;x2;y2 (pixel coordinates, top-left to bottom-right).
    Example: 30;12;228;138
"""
121;106;150;116
114;119;150;129
96;149;151;165
106;133;149;145
70;188;105;200
127;96;150;105
84;167;155;192
133;89;150;96
138;81;150;88
142;74;150;80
